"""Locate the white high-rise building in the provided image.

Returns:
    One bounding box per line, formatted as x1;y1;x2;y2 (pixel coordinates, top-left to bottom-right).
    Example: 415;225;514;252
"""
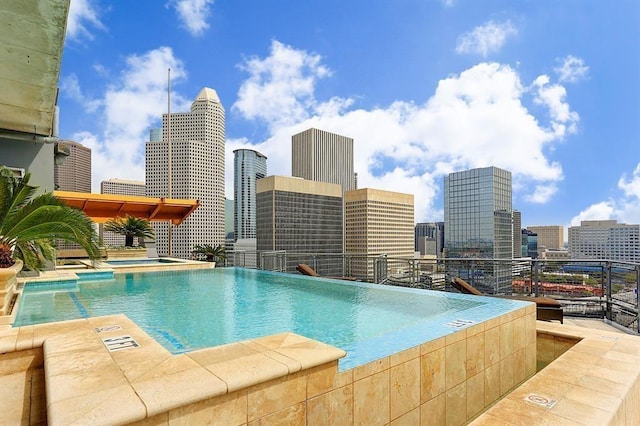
568;220;640;262
292;128;355;193
99;179;146;247
146;87;225;259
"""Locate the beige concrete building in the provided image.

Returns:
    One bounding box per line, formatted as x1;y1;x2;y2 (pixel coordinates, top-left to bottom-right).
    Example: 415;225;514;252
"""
345;188;414;280
292;128;355;193
527;225;564;250
54;140;91;192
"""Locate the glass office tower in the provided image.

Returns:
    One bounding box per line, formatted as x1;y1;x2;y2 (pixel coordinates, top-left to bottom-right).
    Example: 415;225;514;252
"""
233;149;267;240
444;166;513;293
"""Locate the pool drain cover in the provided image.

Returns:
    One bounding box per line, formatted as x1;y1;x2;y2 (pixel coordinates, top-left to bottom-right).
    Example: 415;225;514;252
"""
102;335;140;351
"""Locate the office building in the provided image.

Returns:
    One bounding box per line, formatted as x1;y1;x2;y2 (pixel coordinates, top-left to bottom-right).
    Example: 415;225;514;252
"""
225;199;234;240
99;179;146;247
415;222;445;257
256;176;343;273
146;87;225;259
444;166;513;292
521;229;538;258
568;220;640;262
292;128;355;193
149;128;162;142
233;149;267;240
345;189;414;280
512;210;522;258
54;140;91;192
527;225;564;250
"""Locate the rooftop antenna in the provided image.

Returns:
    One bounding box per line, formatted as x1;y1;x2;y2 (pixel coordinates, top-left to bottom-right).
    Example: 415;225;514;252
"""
167;68;172;256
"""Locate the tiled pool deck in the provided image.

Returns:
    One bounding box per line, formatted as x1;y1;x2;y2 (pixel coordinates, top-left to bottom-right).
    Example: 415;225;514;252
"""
1;266;640;424
1;307;537;425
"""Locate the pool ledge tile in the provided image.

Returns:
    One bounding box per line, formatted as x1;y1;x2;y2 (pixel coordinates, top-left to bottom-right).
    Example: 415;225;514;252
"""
47;383;147;425
198;350;290;392
0;327;18;352
131;366;228;417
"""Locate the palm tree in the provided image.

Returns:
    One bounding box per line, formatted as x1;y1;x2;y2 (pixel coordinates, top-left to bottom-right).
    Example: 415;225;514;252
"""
103;215;155;248
0;166;101;270
191;244;226;263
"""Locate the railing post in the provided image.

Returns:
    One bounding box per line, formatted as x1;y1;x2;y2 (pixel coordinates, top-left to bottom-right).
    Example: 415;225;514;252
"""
532;260;540;297
635;264;640;334
605;262;612;321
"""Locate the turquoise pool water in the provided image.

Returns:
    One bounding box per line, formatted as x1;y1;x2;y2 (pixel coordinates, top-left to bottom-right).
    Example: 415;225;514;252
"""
14;267;527;370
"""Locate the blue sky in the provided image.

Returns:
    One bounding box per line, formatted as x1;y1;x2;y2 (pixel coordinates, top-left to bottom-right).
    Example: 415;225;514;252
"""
59;0;640;233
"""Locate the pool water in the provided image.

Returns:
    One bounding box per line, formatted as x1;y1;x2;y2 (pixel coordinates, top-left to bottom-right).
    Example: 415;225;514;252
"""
15;267;524;369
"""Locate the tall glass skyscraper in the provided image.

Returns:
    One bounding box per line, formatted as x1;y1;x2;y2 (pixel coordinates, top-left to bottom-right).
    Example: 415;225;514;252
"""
233;149;267;240
444;166;513;292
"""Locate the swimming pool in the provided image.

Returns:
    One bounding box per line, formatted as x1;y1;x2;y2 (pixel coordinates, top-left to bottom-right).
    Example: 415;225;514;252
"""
14;267;528;369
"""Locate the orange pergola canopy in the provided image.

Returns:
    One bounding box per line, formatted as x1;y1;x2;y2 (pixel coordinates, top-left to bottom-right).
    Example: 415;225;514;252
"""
54;191;199;225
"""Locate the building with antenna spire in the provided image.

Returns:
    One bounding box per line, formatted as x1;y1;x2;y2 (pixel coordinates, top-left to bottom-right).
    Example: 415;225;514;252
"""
145;87;226;259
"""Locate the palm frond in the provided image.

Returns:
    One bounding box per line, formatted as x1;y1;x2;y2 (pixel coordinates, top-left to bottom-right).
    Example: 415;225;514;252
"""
0;166;101;270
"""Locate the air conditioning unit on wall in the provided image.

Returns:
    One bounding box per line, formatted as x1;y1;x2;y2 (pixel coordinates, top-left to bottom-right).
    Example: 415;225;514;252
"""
5;166;25;178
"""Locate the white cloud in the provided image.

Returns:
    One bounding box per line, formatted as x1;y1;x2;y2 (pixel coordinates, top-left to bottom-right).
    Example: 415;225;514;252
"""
618;164;640;199
531;75;579;137
554;55;589;83
616;164;640;222
569;202;615;226
233;40;332;129
60;73;101;112
455;20;517;57
525;184;558;204
568;164;640;228
171;0;215;37
66;47;189;190
67;0;105;41
229;42;578;222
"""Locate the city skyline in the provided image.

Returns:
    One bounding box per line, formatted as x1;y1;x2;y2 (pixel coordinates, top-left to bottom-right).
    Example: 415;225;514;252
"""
57;1;639;232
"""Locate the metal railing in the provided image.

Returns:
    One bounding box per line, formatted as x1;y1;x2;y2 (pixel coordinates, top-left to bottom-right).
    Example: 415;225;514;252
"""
224;251;640;334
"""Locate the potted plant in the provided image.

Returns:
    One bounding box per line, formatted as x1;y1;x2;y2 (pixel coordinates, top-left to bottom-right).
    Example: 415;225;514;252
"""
103;215;155;258
191;244;226;265
0;166;100;316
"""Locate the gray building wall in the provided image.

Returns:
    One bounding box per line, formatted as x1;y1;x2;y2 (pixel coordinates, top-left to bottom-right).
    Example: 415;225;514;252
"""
0;138;55;194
